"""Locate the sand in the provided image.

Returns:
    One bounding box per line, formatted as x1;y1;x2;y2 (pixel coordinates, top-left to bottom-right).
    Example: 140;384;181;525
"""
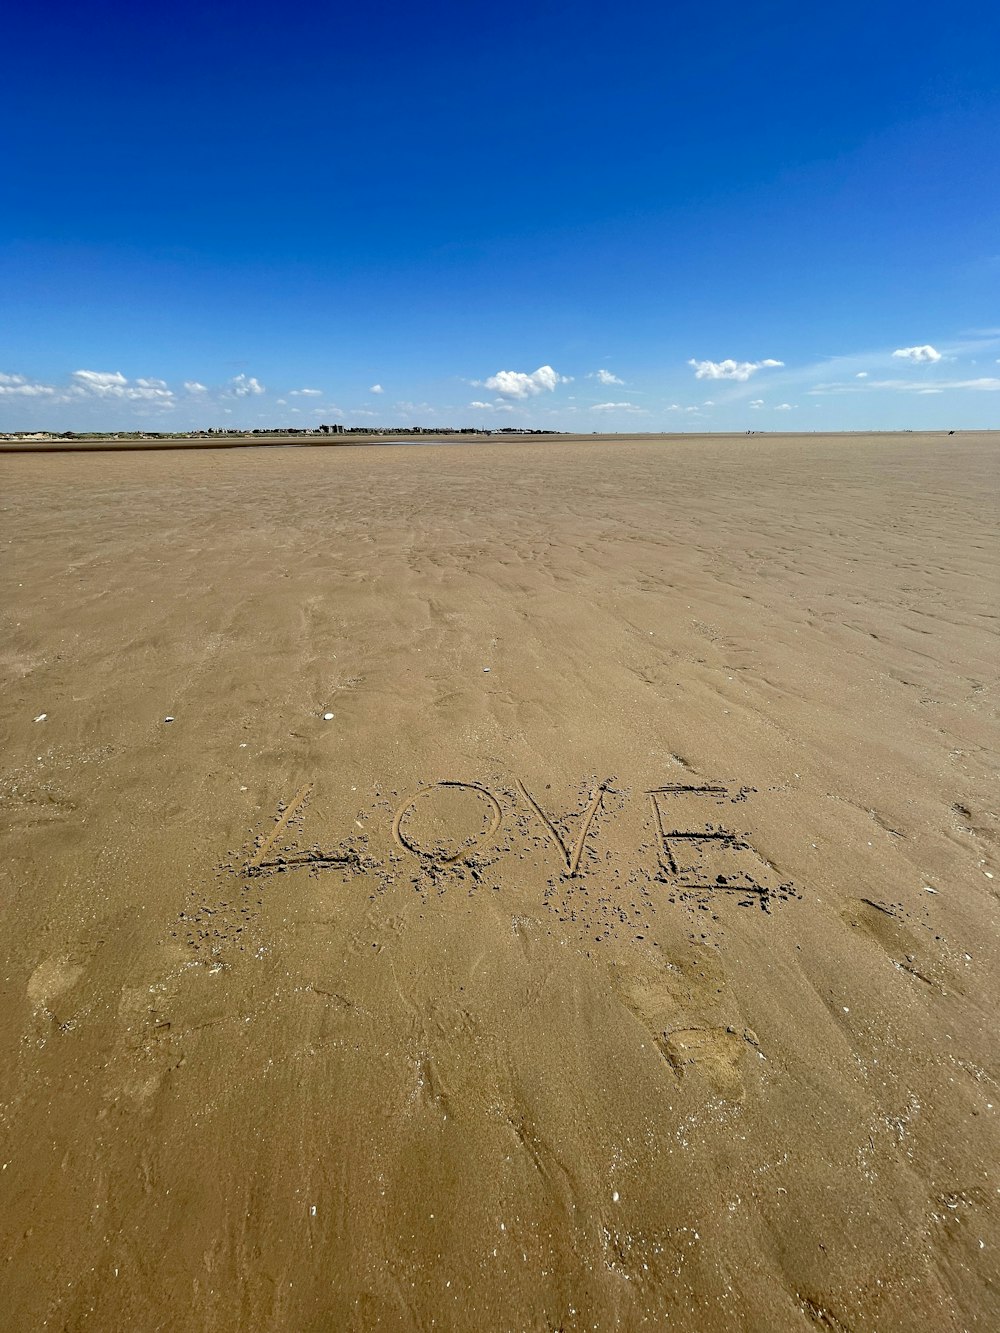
1;431;997;1331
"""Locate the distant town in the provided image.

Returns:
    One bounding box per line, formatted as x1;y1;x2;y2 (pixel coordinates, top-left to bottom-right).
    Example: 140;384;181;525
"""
0;424;560;441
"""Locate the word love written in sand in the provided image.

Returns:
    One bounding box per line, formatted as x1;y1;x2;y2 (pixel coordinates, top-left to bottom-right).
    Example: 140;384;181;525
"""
242;779;797;909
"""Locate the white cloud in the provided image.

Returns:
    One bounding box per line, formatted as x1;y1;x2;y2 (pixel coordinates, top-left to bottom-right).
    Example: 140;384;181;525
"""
275;398;287;406
469;400;494;409
775;403;795;410
593;368;624;385
469;400;514;412
752;333;1000;400
480;365;570;399
688;357;784;381
73;369;127;389
832;377;1000;394
592;401;642;411
184;381;207;392
928;378;1000;390
72;369;174;404
892;345;941;363
290;388;321;397
394;400;437;417
0;373;57;397
230;374;265;396
1;369;182;406
749;399;764;408
370;384;384;394
917;388;943;394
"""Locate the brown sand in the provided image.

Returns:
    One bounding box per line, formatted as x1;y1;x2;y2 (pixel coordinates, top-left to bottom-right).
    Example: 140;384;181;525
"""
1;432;998;1331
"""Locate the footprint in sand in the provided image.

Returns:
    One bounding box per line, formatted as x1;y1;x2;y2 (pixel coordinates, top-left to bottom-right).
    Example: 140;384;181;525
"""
27;955;85;1019
659;1026;751;1101
620;958;753;1100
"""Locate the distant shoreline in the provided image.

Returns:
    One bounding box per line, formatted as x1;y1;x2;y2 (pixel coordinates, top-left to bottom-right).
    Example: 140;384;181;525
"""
0;428;988;455
1;430;549;454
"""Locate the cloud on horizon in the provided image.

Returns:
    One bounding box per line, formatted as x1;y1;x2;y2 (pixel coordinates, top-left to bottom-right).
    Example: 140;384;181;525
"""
881;376;1000;391
0;372;56;397
4;332;998;431
72;369;175;405
810;376;1000;395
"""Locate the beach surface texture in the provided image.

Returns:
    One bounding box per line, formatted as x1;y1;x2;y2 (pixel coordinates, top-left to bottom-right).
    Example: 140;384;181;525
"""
1;431;997;1330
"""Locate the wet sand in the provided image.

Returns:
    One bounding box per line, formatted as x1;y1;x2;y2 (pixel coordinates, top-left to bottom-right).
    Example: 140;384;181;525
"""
1;432;998;1330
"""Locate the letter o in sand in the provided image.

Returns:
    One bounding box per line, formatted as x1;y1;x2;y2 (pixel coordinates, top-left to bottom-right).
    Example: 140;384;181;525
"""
392;782;503;863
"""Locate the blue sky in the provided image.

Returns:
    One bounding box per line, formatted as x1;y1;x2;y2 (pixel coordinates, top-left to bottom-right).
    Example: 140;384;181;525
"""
2;0;999;432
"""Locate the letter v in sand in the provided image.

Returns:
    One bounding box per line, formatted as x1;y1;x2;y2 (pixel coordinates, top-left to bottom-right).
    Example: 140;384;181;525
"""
515;778;609;877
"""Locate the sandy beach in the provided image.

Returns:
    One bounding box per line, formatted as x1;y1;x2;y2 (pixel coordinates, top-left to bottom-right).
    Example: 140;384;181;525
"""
1;431;997;1330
